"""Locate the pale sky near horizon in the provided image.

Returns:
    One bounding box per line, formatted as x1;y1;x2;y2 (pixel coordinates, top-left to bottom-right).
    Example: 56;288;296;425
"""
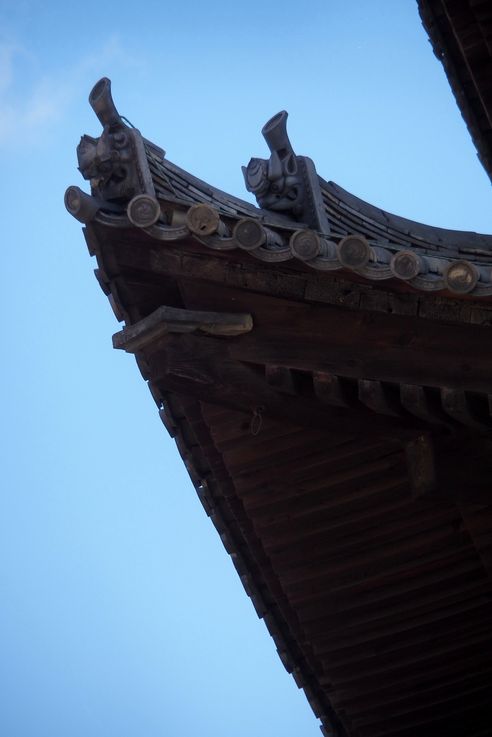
1;3;491;737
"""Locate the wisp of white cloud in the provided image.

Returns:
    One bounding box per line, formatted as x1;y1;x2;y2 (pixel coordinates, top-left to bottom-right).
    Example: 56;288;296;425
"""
0;36;142;149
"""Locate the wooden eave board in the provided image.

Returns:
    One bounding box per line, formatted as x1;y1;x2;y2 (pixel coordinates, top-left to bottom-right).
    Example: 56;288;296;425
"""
88;220;492;319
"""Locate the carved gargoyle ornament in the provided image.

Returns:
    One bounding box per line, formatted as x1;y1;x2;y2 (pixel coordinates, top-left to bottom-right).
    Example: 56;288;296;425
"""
77;77;158;203
243;110;329;233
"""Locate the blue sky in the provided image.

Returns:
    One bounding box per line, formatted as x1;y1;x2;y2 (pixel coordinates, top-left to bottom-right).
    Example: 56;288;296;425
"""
1;2;491;737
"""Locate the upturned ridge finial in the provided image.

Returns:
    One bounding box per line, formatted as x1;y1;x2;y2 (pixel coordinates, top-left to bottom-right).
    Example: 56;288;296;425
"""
242;112;329;233
88;77;125;130
75;77;158;204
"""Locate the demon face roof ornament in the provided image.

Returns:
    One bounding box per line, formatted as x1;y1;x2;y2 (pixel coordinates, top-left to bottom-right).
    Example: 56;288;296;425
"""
243;109;329;233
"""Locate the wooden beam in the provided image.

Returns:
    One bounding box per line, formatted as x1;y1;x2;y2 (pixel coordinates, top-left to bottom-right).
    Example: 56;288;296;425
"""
176;280;492;395
112;304;253;352
441;388;492;430
459;505;492;580
93;226;492;329
405;432;492;503
141;333;426;438
313;372;354;408
358;380;403;417
265;365;297;394
400;384;451;426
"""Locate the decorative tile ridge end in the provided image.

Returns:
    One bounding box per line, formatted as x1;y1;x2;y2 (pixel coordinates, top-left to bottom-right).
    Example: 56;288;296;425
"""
243;110;329;233
64;78;492;300
76;77;163;206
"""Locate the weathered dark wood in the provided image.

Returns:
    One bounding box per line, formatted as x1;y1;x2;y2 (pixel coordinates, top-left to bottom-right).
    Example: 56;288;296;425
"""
405;431;492;503
303;556;483;631
265;365;297;394
400;384;450;425
419;0;492;182
144;333;425;438
158;406;177;437
112;304;253;352
460;505;492;580
405;434;436;498
268;503;458;576
314;592;490;656
440;388;491;430
93;267;110;296
358;380;403;417
231;436;400;498
94;229;492;329
313;372;354;408
74;66;492;737
283;526;466;595
176;281;492;395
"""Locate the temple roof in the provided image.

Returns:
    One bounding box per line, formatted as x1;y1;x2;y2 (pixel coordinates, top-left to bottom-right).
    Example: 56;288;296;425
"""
68;76;492;300
419;0;492;182
66;76;492;736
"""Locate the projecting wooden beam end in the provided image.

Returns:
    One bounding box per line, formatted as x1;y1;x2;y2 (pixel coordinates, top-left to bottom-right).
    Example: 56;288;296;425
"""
405;434;437;498
112;305;253;353
405;432;492;503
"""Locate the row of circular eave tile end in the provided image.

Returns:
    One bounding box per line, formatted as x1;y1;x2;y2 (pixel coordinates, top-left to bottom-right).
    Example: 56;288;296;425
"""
65;187;492;298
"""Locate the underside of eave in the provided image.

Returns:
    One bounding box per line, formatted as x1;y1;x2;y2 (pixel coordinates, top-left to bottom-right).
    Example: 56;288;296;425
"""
133;387;349;737
95;222;492;735
181;403;492;737
418;0;492;184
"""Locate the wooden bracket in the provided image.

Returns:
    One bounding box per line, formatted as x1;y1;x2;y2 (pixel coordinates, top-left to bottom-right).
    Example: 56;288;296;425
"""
112;305;253;353
405;431;492;503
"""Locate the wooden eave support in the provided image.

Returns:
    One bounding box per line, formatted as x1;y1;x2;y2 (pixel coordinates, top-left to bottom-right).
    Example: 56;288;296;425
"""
358;379;404;417
313;372;354;408
441;388;491;430
406;432;492;504
400;384;452;426
111;295;492;438
122;329;431;439
114;306;492;506
177;282;492;396
112;305;253;353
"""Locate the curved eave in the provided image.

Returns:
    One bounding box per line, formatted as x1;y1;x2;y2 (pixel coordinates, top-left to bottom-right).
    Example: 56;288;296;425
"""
322;179;492;256
147;141;492;257
69;75;492;737
67;144;492;300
